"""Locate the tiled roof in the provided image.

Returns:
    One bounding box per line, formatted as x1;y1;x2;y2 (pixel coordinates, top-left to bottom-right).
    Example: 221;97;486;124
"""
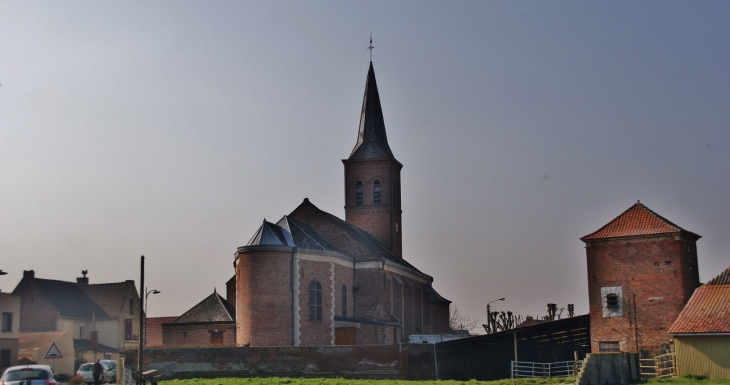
669;265;730;334
581;202;700;241
29;278;110;318
18;331;67;358
145;316;177;347
172;291;235;324
348;62;396;161
77;281;135;318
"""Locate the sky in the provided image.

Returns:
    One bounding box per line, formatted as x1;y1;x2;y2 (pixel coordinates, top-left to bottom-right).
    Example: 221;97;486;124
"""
1;1;729;331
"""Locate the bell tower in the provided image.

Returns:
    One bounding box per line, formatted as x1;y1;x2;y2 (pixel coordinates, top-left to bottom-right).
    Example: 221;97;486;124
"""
343;62;403;257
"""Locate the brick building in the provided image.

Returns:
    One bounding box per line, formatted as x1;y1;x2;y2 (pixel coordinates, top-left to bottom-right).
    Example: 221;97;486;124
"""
161;290;235;348
234;62;452;347
581;202;701;354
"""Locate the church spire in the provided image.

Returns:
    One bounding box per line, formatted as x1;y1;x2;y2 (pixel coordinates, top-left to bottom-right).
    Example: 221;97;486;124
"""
348;62;395;160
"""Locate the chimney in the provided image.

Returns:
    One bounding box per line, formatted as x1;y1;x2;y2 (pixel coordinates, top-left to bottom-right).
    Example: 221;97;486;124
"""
77;270;89;285
23;270;35;279
90;331;98;350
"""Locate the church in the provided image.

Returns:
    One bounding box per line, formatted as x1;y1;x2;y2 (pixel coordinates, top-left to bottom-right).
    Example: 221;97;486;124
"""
232;62;452;346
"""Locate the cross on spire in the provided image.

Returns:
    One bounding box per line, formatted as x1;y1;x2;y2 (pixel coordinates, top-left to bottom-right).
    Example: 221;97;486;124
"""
367;31;374;62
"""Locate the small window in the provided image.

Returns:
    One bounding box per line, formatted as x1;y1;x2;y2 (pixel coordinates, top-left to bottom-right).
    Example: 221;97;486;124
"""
355;182;363;206
654;262;660;266
605;293;619;308
665;261;671;266
1;313;12;332
0;349;11;368
79;325;85;339
341;285;347;317
125;319;133;340
211;331;224;345
373;180;381;205
599;341;621;353
182;332;187;338
309;280;322;321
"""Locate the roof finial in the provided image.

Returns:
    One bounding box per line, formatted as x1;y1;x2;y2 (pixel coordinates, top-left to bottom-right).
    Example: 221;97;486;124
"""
367;31;374;62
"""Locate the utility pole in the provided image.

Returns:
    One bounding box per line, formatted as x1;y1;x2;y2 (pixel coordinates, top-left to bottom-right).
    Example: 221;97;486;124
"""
137;256;145;385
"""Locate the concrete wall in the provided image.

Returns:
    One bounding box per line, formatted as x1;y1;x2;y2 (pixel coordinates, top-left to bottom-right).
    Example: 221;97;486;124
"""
575;353;639;385
399;343;436;380
121;345;399;379
28;332;75;377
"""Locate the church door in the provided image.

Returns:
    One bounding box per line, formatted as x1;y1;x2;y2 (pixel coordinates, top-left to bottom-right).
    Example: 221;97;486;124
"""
335;327;357;345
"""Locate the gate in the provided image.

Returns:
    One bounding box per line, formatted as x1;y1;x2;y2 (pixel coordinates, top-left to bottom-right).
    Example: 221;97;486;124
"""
511;360;576;378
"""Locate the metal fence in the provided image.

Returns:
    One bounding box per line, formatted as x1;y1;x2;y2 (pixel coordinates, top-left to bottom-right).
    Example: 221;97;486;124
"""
511;360;576;378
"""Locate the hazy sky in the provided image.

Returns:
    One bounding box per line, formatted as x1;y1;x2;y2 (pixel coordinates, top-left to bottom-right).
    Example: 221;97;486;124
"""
1;1;729;331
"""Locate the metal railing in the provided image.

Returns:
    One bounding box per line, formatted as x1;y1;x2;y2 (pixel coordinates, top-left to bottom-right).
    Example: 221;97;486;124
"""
511;360;576;378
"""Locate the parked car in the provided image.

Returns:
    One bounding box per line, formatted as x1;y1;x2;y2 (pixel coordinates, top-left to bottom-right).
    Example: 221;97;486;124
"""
76;363;112;384
99;361;117;383
1;365;58;385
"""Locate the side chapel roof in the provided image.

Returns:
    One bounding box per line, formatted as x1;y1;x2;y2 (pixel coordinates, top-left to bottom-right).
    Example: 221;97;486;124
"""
172;291;235;324
581;202;700;241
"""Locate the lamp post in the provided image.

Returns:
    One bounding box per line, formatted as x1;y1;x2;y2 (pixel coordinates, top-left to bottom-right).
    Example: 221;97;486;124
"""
486;298;505;334
144;288;160;346
0;270;7;275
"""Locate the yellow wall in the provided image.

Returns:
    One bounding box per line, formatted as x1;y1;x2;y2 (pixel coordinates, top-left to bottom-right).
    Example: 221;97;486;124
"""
0;292;21;339
30;332;75;377
675;335;730;380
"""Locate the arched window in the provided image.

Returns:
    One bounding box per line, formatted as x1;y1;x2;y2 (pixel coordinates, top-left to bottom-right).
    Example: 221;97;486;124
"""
373;180;381;205
341;285;347;317
355;181;363;206
308;280;322;321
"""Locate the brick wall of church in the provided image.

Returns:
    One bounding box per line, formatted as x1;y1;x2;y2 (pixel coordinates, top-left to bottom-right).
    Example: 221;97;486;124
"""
586;234;700;353
236;248;293;347
334;263;354;319
162;322;235;348
298;260;334;346
430;302;451;334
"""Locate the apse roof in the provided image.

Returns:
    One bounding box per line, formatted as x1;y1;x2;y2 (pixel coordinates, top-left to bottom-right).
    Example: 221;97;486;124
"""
581;202;700;241
348;62;396;161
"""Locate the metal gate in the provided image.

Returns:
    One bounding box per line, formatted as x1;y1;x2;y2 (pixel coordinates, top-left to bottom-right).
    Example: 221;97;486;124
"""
511;360;576;378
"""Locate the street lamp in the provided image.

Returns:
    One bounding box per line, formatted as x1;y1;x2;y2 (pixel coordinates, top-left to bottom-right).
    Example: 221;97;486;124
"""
485;298;505;334
0;270;7;275
144;288;160;345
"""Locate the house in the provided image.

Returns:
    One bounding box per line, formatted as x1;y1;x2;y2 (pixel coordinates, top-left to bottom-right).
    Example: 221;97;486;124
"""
0;290;20;373
233;62;452;347
669;265;730;379
161;291;235;347
11;270;141;368
581;202;701;354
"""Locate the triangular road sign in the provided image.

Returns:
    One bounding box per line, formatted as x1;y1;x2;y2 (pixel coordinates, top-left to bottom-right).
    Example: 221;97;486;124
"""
44;342;63;359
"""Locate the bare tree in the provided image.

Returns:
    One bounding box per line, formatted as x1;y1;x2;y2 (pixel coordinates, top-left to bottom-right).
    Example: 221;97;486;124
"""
449;305;480;332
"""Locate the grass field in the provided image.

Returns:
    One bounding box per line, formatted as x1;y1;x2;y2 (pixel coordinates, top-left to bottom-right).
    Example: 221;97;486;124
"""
161;376;730;385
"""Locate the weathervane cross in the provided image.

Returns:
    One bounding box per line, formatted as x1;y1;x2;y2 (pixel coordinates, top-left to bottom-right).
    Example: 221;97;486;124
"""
367;31;374;62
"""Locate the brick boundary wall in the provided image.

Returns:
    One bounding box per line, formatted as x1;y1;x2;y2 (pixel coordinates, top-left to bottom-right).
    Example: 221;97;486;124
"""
121;345;403;379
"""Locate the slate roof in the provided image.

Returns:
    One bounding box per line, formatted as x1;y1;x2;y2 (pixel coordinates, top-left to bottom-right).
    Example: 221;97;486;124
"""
18;331;67;359
669;265;730;334
348;62;396;160
172;291;235;324
145;316;177;347
23;278;110;318
77;281;135;318
288;199;420;272
581;202;700;241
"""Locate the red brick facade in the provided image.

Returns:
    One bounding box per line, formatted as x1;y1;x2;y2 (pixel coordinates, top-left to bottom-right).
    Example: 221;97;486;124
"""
343;159;403;257
583;206;701;354
161;322;235;348
13;277;59;332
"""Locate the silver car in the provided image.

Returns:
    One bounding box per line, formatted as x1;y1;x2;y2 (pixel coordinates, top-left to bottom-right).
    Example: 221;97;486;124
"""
76;363;112;384
1;365;58;385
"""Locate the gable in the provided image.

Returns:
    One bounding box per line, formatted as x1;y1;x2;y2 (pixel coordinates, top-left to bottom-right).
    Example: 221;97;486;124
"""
173;292;235;324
